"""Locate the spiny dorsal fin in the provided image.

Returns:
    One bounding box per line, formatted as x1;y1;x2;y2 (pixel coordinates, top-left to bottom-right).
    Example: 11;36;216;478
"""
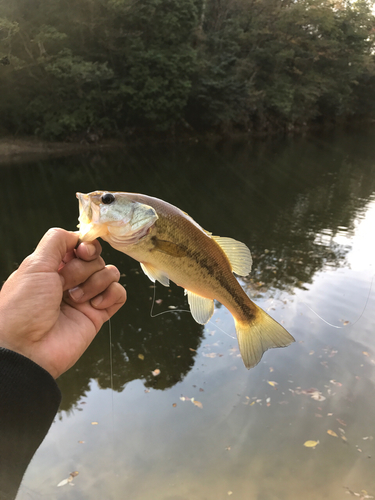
140;262;170;287
211;236;252;276
186;290;215;325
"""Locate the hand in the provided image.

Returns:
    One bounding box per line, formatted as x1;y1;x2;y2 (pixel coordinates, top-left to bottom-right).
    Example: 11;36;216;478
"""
0;228;126;378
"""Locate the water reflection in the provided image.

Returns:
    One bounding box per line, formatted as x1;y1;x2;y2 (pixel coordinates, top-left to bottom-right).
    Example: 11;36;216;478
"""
1;130;375;416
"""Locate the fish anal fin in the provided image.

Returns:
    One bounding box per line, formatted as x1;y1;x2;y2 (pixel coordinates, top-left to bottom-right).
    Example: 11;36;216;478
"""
186;290;214;325
212;236;252;276
152;238;187;258
235;307;295;369
140;262;170;287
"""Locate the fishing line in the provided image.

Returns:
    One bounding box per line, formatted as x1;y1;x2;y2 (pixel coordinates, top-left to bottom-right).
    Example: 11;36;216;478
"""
149;283;236;340
108;317;116;453
301;273;375;329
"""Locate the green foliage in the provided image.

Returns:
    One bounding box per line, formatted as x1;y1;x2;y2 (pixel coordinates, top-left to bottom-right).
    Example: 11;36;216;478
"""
0;0;375;138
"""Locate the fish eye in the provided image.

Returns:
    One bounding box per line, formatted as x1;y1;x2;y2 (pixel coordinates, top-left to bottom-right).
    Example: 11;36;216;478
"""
101;193;115;205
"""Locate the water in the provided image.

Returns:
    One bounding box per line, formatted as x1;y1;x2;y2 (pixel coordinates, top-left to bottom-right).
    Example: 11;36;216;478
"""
1;129;375;499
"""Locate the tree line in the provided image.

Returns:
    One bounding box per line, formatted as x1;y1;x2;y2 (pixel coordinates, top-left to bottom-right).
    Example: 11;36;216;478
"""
1;0;375;140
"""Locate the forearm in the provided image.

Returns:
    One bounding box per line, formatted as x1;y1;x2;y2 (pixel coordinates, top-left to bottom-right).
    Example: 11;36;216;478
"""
0;347;61;500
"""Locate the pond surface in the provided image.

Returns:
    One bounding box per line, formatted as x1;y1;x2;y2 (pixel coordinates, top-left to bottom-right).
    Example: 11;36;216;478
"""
1;129;375;500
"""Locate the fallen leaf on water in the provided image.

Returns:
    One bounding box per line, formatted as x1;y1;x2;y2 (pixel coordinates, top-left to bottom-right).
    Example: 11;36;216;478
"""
304;440;319;448
228;492;233;496
225;446;231;451
341;435;348;442
315;414;323;418
309;350;315;355
138;354;144;360
343;486;374;498
91;422;98;425
172;403;177;407
78;441;85;444
155;299;163;305
203;353;217;358
192;400;203;409
337;418;347;426
57;471;79;487
310;392;326;401
330;380;342;387
152;369;161;376
269;367;274;372
189;348;196;352
363;351;369;357
327;429;338;438
267;381;278;388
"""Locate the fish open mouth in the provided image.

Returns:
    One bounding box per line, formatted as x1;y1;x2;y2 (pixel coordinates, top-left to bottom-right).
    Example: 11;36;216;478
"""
76;192;107;241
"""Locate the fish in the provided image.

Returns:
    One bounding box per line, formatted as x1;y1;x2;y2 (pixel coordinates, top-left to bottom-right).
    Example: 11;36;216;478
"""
76;191;295;369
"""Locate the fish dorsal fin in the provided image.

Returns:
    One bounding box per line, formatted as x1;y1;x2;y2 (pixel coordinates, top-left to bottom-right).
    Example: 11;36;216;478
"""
152;238;187;258
211;236;252;276
186;290;214;325
140;262;170;287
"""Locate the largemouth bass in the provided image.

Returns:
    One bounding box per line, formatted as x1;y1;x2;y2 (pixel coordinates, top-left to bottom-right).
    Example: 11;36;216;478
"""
76;191;294;369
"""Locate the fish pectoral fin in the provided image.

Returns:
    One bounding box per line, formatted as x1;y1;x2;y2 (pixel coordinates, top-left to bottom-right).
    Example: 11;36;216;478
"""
152;238;187;258
140;262;170;287
211;236;252;276
186;290;214;325
235;307;295;369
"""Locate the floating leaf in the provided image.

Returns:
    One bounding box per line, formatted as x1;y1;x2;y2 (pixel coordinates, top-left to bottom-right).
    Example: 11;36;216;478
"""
304;440;319;448
57;471;79;487
138;354;144;360
267;381;278;388
57;478;70;488
228;492;233;496
192;400;203;409
172;403;177;407
91;421;98;425
363;351;369;357
336;418;346;426
327;430;338;438
310;392;326;401
152;369;161;376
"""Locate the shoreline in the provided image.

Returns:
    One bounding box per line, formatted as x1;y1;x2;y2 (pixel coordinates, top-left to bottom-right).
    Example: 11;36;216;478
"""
0;137;124;164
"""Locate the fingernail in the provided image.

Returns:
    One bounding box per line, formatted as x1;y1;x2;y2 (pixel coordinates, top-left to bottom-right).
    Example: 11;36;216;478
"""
69;286;84;301
83;243;96;257
91;294;103;307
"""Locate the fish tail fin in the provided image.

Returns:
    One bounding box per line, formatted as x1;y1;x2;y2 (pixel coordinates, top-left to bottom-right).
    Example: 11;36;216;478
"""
234;306;295;369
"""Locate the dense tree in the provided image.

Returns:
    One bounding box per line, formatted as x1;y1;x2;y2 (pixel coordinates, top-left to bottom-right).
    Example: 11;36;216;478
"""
0;0;374;138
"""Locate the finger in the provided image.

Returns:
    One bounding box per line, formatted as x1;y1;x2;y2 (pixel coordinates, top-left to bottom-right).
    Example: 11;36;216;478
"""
67;265;120;302
75;240;102;262
60;256;106;292
24;228;79;273
91;282;127;316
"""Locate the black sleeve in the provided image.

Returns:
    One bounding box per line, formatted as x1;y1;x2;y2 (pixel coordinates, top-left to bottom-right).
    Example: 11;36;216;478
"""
0;348;61;500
